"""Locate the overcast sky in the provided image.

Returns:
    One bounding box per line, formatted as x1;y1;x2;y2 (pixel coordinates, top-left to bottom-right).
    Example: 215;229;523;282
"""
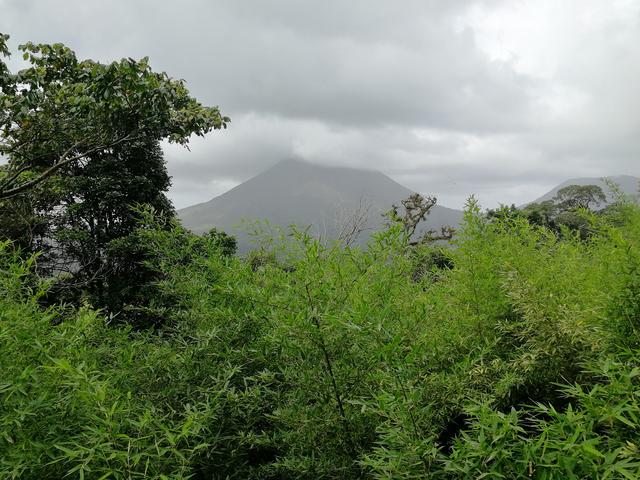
2;0;639;209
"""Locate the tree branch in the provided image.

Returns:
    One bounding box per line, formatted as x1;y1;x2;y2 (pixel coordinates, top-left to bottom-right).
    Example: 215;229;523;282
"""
0;163;31;190
0;133;138;200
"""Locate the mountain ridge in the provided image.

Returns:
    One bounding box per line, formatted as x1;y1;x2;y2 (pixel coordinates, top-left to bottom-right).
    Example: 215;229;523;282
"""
178;161;639;252
178;159;464;251
530;175;639;205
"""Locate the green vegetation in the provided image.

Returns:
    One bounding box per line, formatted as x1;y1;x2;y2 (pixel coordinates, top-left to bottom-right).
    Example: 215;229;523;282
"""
2;35;640;479
0;33;228;321
2;196;640;478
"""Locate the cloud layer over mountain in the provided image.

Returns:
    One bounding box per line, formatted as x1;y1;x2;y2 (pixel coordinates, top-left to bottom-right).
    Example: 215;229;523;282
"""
2;0;638;208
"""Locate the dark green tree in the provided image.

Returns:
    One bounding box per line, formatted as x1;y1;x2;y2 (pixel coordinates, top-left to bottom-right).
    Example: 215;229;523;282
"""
490;185;607;238
521;200;558;229
486;204;524;222
43;141;174;308
0;33;230;313
553;184;606;211
203;227;238;257
0;166;52;254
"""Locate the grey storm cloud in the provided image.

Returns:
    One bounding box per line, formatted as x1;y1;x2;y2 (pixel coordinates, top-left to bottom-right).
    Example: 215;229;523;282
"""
1;0;639;209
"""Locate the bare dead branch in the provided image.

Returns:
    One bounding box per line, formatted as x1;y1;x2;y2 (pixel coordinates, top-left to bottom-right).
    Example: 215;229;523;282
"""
336;195;373;247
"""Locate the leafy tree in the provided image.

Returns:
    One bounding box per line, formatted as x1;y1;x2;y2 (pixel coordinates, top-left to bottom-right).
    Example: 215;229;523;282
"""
485;203;522;222
387;193;437;239
490;185;608;236
0;33;228;199
553;184;606;211
0;167;52;254
521;199;557;227
102;211;238;326
0;33;229;312
41;141;175;309
387;193;455;245
203;227;238;257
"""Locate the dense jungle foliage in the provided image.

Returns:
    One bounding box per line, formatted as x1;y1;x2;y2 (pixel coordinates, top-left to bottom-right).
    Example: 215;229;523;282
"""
2;195;640;479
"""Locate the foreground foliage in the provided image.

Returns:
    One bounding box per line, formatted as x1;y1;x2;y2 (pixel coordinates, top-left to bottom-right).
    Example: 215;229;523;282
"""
2;199;640;479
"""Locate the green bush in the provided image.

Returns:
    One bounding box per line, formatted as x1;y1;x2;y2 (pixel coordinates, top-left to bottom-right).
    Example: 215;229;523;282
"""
2;200;640;478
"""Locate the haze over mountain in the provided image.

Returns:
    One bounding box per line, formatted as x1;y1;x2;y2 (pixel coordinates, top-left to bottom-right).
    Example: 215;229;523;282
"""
178;159;464;251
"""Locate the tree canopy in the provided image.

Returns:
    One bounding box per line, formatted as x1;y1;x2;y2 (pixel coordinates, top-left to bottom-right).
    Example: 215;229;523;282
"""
553;184;606;211
487;184;609;238
0;33;231;318
0;33;228;199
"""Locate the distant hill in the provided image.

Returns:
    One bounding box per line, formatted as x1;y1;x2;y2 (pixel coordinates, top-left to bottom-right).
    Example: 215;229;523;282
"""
530;175;639;205
179;165;639;252
178;159;464;252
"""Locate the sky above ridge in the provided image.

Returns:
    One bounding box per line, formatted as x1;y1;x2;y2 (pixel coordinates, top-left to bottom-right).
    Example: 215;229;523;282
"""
2;0;639;209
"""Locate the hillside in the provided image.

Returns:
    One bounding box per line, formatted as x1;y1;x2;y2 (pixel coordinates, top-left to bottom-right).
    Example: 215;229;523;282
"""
531;175;639;205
